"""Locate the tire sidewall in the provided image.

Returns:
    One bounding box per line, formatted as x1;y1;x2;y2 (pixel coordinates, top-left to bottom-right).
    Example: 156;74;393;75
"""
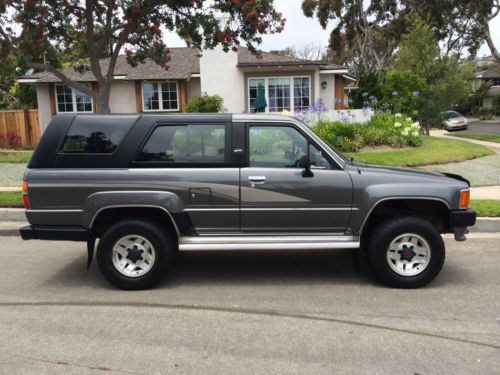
368;218;445;288
97;220;172;290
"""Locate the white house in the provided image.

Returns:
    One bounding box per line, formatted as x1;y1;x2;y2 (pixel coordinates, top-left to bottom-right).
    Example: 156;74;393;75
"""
19;47;356;131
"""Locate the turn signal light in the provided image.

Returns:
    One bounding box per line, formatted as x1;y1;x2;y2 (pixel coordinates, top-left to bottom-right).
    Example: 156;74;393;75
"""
459;189;470;209
22;181;30;209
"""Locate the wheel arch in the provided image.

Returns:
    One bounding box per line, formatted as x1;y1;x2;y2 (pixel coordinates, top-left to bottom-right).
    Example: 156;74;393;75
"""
90;205;186;241
359;197;451;240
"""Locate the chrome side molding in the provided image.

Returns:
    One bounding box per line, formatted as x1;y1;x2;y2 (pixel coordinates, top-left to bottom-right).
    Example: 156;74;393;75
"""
178;235;360;251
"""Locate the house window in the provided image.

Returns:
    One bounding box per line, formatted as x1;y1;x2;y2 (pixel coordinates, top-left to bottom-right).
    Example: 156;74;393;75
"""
142;81;179;112
55;85;93;113
248;76;311;113
249;79;265;112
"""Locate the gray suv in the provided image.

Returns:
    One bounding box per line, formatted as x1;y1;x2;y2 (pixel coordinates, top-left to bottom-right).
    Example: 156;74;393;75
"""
20;114;476;289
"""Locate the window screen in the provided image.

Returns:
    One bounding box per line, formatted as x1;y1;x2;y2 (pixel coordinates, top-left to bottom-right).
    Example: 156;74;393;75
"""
137;124;226;163
61;117;134;154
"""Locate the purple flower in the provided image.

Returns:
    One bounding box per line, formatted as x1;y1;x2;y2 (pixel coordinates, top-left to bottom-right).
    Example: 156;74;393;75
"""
382;102;388;107
412;90;420;97
370;96;378;103
334;97;342;104
386;109;392;114
222;107;228;113
392;91;399;96
362;92;369;97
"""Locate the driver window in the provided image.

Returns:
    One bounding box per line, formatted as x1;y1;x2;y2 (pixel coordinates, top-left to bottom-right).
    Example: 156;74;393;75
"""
249;126;308;168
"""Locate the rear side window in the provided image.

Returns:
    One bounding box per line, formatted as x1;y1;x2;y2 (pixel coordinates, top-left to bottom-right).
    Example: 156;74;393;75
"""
137;124;227;163
61;116;134;154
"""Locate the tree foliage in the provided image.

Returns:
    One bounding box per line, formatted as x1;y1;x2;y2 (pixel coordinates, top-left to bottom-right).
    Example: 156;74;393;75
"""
302;0;407;74
388;18;472;133
302;0;500;71
0;0;285;112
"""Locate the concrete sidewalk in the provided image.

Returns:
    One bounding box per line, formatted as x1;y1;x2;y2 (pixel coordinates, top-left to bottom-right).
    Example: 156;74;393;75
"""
429;129;500;152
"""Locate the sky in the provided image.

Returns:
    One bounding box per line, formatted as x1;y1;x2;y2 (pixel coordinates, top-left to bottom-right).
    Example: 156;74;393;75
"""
164;0;500;58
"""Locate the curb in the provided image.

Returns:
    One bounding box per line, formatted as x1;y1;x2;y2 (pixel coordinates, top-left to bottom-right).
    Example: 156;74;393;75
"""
0;208;499;233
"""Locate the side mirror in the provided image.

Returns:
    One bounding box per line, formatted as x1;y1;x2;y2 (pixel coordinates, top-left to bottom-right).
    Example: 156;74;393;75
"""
298;155;314;178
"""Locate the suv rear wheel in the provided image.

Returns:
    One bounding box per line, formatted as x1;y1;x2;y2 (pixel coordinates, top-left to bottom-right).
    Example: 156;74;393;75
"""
365;216;445;288
96;219;174;290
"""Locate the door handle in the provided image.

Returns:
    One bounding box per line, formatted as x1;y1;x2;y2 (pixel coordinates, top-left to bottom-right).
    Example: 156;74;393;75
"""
248;176;266;186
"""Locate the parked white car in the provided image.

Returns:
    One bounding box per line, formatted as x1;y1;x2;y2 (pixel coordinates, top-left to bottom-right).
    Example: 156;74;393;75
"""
442;111;468;131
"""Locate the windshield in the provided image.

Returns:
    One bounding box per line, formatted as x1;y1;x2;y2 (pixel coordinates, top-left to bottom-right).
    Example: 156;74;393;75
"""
444;111;461;119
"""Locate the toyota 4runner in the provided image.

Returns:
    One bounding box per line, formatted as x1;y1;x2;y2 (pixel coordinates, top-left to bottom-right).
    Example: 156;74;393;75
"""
20;114;476;289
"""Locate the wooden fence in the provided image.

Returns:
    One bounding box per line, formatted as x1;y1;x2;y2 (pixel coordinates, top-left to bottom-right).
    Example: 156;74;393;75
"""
0;109;40;148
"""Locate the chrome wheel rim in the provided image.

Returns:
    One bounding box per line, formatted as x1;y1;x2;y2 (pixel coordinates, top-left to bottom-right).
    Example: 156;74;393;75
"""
386;233;431;277
112;235;156;278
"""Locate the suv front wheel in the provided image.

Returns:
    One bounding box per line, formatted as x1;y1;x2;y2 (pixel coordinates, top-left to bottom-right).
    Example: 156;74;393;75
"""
96;219;174;290
365;216;445;288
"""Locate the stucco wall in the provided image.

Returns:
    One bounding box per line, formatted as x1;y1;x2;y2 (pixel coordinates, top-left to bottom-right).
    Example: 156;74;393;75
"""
200;46;244;112
36;83;53;132
187;77;201;103
319;74;336;110
109;81;136;112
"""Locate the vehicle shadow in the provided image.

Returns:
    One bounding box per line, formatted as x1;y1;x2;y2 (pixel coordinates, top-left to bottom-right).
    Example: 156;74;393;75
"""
44;249;373;289
164;249;372;287
44;248;466;290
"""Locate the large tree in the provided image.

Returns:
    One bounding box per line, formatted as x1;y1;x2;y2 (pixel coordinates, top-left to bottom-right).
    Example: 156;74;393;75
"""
0;0;285;112
301;0;406;74
302;0;500;70
404;0;500;62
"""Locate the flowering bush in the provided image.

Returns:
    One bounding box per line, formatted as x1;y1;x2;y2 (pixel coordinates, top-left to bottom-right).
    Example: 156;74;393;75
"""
311;113;422;152
1;131;21;149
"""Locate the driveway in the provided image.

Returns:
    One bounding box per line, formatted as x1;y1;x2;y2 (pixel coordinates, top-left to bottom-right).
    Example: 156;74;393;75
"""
0;232;499;374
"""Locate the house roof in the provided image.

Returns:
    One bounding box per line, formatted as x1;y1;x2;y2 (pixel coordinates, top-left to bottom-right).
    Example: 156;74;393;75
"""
474;69;500;79
23;48;201;83
20;46;350;83
237;47;346;70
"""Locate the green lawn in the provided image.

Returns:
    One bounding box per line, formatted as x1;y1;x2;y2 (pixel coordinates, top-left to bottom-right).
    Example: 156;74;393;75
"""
447;133;500;144
469;200;500;217
345;137;494;167
0;151;33;163
0;191;23;207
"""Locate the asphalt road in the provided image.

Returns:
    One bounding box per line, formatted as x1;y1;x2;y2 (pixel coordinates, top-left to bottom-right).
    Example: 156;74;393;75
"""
463;120;500;135
0;233;499;374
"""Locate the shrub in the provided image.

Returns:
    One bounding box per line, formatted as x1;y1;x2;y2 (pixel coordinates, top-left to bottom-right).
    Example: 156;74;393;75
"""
478;107;496;120
185;93;223;113
311;113;422;152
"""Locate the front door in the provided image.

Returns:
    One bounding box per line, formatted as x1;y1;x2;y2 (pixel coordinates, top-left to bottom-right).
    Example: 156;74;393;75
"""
240;123;352;233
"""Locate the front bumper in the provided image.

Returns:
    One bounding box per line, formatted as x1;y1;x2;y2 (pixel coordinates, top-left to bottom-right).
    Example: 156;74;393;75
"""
450;209;476;241
20;225;90;242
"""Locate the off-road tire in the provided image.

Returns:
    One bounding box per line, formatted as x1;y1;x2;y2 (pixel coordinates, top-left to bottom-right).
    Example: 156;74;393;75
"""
96;219;174;290
365;216;445;288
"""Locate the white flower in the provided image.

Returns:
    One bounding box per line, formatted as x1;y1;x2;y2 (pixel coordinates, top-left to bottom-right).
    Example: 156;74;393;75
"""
402;128;409;136
394;122;402;127
411;122;420;129
412;131;419;137
406;117;412;122
395;113;402;117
